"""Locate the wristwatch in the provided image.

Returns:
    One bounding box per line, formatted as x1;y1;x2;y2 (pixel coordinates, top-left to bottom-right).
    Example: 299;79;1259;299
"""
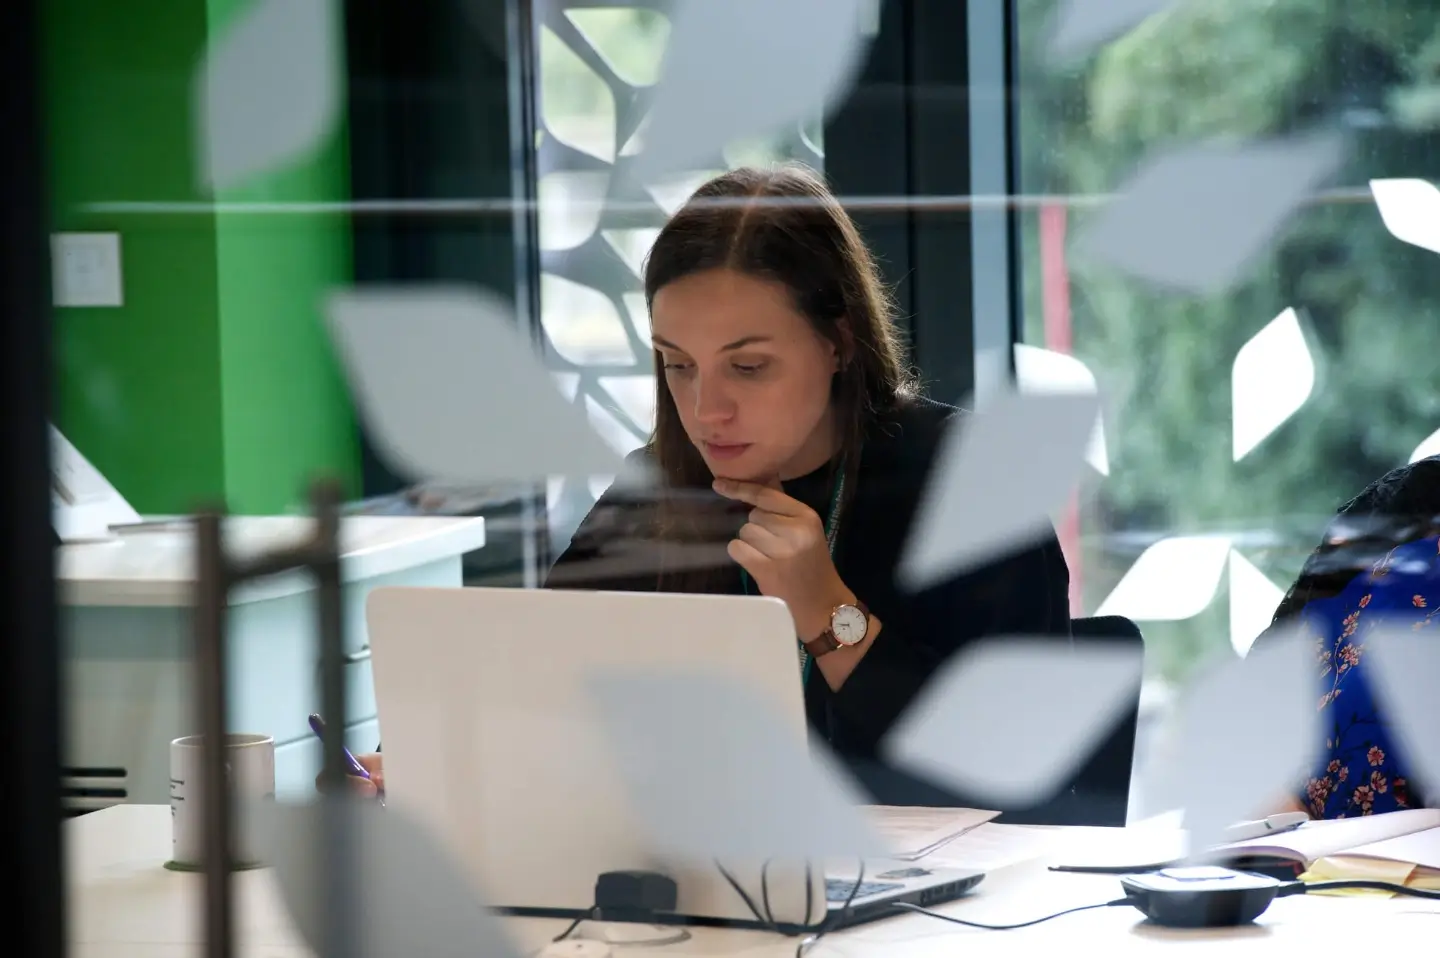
802;600;870;658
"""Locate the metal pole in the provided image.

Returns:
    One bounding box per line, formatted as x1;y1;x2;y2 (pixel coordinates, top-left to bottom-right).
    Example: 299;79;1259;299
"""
194;510;233;958
314;479;348;792
192;479;355;958
507;0;549;588
312;478;355;958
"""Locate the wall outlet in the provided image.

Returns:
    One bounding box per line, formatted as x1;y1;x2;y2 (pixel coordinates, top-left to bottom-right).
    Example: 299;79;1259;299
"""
52;232;124;308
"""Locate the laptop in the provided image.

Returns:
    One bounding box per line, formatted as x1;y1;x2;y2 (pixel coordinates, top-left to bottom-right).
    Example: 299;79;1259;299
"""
366;586;984;933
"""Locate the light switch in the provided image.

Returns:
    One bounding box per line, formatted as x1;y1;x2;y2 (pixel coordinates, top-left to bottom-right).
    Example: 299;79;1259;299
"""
52;232;124;308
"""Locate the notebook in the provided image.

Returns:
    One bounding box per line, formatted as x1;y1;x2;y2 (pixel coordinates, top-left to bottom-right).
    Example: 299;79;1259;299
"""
1217;807;1440;873
1293;814;1440;894
1051;807;1440;877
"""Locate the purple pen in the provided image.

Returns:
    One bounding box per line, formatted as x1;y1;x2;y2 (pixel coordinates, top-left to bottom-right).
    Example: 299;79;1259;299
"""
307;713;374;782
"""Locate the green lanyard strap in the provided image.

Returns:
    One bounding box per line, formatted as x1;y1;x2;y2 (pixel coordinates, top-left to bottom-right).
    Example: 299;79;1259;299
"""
740;469;847;686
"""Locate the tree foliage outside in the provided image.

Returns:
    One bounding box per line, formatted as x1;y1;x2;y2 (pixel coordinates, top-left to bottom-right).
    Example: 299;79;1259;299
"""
1015;0;1440;680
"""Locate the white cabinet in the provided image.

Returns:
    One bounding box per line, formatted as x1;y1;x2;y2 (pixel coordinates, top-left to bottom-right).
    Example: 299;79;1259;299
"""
59;516;484;809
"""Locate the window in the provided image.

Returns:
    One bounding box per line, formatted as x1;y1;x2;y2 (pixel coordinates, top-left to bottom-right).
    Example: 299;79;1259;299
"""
1013;0;1440;697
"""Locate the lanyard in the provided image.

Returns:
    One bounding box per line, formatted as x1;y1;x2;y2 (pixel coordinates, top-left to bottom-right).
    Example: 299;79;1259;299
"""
740;469;847;686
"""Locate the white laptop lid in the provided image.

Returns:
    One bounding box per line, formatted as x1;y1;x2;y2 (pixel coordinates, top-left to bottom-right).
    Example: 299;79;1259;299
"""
366;585;824;927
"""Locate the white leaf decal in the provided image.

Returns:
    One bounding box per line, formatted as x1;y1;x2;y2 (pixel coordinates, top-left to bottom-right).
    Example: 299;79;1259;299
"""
1408;427;1440;464
1076;133;1346;294
1143;626;1320;853
196;0;341;191
325;287;624;483
884;636;1143;807
633;0;870;181
1096;536;1231;621
1232;308;1316;461
254;796;522;958
584;670;886;864
1370;178;1440;256
898;390;1098;592
1228;550;1287;658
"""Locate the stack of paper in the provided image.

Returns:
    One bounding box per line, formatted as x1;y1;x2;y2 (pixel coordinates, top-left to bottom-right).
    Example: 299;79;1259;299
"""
1301;816;1440;896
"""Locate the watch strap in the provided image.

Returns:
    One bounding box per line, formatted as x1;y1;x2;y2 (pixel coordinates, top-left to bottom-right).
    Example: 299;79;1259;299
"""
802;600;869;659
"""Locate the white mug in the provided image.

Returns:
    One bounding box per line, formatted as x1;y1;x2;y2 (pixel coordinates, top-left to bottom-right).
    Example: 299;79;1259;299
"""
169;733;276;869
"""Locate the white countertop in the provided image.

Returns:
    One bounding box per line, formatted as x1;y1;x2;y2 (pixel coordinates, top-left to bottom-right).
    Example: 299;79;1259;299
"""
58;516;486;607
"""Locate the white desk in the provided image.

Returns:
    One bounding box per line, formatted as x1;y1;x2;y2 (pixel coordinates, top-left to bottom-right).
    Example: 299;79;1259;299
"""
59;517;486;808
68;805;1440;957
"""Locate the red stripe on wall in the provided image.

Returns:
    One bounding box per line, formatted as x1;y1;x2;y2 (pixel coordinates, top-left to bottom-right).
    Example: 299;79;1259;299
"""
1039;202;1084;615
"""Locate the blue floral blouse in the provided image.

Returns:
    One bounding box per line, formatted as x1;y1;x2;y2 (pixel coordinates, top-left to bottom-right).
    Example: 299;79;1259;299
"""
1297;534;1440;818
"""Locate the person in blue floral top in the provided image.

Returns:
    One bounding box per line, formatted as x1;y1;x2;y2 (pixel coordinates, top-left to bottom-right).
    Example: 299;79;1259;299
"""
1267;455;1440;819
1294;534;1438;817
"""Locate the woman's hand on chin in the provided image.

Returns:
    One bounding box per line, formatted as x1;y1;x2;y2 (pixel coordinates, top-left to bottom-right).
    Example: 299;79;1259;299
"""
712;477;850;638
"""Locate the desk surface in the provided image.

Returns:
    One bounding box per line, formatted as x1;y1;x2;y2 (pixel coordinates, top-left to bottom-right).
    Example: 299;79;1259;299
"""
58;516;487;607
68;805;1440;957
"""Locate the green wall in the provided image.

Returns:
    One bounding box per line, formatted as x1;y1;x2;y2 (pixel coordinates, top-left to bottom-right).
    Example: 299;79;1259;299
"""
45;0;361;516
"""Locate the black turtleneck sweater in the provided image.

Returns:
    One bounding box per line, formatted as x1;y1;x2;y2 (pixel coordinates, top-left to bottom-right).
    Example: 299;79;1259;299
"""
545;396;1073;801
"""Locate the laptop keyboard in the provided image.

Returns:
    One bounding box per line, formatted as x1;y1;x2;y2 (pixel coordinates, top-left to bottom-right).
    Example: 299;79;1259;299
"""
825;878;904;902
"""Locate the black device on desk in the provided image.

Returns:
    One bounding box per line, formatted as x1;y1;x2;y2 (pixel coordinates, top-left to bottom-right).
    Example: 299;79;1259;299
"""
1117;866;1440;928
1120;867;1284;928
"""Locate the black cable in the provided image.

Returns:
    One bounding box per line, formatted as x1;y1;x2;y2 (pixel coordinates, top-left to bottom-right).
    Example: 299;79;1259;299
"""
551;907;598;942
715;861;782;933
804;862;814;928
892;897;1133;931
795;862;865;958
1281;880;1440;900
761;860;776;927
756;861;817;928
719;858;822;935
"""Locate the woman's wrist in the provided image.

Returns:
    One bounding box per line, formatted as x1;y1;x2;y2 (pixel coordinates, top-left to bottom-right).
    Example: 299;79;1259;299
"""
796;584;859;640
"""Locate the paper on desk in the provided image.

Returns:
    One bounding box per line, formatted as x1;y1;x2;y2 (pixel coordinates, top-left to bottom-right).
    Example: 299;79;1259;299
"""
1302;856;1420;897
865;806;999;860
915;823;1057;872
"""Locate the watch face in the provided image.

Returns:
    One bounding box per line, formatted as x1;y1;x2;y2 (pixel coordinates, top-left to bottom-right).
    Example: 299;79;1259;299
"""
831;605;867;646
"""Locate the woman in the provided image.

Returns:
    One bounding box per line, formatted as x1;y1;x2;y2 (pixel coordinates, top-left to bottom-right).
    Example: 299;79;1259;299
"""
1269;455;1440;818
347;164;1072;801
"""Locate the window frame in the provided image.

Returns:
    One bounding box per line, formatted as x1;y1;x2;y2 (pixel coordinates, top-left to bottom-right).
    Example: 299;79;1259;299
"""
1;1;67;955
823;0;1020;404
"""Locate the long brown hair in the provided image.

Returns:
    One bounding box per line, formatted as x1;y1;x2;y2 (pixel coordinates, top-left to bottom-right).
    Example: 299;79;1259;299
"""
641;164;917;591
